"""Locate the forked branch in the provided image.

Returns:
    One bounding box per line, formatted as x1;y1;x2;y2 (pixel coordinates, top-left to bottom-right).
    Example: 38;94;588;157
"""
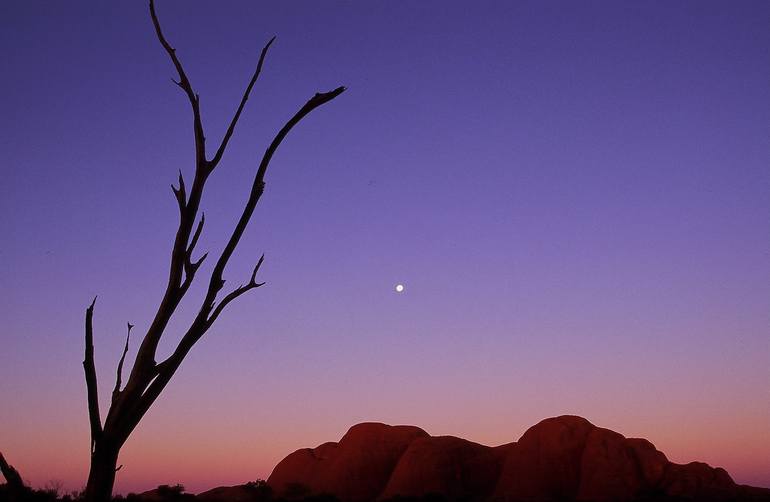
129;1;213;382
206;254;266;327
180;214;207;295
203;87;347;311
135;87;346;425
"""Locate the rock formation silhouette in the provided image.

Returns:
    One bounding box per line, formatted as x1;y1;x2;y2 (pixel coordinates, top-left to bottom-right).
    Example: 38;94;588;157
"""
265;416;770;501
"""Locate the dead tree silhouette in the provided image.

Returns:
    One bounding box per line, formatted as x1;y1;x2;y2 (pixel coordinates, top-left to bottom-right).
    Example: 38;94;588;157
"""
82;2;344;501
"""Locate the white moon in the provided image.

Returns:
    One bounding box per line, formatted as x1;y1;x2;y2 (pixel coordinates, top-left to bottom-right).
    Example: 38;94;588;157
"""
395;284;405;293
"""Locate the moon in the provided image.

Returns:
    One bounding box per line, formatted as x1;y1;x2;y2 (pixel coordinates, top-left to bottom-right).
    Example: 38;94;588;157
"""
395;284;405;293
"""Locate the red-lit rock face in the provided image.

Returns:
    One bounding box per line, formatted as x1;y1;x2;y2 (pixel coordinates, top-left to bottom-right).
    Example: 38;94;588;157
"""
268;422;428;501
494;415;596;500
381;435;510;500
265;416;768;502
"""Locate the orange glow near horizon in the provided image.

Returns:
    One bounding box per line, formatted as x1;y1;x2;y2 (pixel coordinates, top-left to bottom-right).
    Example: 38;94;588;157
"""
6;397;770;494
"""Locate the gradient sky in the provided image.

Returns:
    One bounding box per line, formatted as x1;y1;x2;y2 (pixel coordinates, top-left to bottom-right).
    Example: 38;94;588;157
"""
1;0;769;495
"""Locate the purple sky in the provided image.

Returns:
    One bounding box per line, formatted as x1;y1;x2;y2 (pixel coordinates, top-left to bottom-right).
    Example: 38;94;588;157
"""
2;0;769;494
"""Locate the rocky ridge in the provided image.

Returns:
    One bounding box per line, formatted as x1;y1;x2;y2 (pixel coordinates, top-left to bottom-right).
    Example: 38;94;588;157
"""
262;415;770;501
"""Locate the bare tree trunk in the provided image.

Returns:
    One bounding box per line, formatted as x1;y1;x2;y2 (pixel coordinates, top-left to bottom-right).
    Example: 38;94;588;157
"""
0;451;26;500
78;2;344;501
84;443;119;502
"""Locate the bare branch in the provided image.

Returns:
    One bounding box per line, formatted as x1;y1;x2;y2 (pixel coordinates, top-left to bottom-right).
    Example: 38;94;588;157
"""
112;323;133;403
127;1;214;384
249;253;265;285
190;252;208;275
149;0;206;164
255;87;346;183
83;297;102;454
171;170;186;211
177;214;208;295
210;37;276;169
138;89;345;428
187;213;205;258
203;86;346;313
129;13;343;392
180;253;208;301
206;254;266;327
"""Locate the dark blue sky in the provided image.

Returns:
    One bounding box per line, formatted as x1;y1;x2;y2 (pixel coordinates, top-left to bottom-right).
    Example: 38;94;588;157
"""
1;0;768;493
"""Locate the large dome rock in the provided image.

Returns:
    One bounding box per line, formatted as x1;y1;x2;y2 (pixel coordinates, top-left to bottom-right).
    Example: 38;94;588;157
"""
266;416;770;502
268;422;428;501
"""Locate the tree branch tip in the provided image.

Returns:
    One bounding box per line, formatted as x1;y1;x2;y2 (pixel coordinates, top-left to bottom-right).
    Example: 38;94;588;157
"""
191;252;207;270
316;86;346;98
187;215;205;258
88;296;97;310
250;254;265;279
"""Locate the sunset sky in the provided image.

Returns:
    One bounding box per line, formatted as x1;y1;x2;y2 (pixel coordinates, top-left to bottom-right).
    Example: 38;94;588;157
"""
1;0;768;495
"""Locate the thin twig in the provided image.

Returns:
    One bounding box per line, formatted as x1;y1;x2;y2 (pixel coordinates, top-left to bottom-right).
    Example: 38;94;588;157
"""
210;37;276;169
112;323;133;403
